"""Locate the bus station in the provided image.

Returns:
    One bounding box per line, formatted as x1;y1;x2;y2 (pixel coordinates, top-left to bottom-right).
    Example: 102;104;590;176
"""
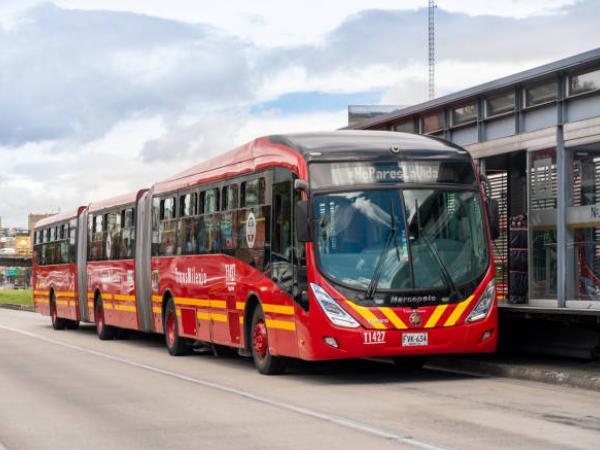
349;47;600;357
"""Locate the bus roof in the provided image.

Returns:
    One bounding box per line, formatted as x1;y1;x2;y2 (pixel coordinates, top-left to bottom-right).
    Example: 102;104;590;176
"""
88;191;141;214
152;131;467;195
152;136;302;195
268;130;468;162
34;209;80;229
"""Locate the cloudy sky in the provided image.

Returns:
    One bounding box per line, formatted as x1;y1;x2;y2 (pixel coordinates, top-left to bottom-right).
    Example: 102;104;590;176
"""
1;0;599;227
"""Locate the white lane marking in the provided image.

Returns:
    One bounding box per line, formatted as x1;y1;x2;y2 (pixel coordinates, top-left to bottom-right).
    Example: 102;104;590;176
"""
0;325;449;450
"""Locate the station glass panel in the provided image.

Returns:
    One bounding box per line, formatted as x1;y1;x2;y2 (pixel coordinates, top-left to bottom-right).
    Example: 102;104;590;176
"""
569;69;600;96
529;149;557;299
569;150;600;301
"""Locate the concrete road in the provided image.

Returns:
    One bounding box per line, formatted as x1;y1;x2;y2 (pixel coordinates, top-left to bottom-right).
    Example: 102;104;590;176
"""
1;309;599;450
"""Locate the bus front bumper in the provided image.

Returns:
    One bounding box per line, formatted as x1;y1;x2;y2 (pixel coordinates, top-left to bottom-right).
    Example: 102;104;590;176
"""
299;311;497;361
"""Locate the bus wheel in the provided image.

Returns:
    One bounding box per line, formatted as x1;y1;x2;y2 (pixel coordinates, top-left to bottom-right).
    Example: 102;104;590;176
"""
250;305;286;375
95;297;115;340
65;320;80;330
50;295;66;330
392;356;427;371
164;298;189;356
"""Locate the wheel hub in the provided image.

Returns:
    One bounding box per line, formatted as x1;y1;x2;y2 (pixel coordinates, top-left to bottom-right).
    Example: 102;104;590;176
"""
97;306;103;332
167;311;175;346
253;320;268;359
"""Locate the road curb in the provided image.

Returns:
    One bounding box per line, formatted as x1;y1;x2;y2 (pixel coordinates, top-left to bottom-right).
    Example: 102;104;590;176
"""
0;304;34;312
428;355;600;392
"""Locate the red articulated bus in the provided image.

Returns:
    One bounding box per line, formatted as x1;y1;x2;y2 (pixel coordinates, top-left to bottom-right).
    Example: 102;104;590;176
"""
33;131;500;374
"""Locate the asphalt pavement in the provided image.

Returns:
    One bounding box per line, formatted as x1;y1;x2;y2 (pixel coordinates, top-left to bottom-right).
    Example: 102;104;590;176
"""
1;308;599;450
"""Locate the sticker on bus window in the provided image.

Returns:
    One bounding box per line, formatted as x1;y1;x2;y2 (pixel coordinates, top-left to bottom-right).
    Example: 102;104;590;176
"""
246;212;256;249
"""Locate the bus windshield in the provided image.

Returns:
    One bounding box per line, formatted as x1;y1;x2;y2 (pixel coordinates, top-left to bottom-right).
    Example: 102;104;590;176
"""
313;188;488;293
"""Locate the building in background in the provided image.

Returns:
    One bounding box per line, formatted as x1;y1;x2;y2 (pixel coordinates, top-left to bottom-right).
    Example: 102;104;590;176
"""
348;105;405;127
348;47;600;325
0;213;53;289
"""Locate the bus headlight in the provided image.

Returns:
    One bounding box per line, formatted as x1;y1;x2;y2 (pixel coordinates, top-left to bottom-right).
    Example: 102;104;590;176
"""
466;279;496;323
310;283;360;328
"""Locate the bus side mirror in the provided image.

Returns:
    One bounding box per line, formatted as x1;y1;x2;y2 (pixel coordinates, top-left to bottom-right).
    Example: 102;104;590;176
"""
295;200;312;242
487;198;500;240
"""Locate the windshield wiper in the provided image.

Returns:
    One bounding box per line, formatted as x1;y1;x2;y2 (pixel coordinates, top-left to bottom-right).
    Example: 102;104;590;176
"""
414;199;461;301
366;201;398;300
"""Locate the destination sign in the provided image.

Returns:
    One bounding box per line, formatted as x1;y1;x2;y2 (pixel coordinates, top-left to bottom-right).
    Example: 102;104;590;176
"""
310;160;475;188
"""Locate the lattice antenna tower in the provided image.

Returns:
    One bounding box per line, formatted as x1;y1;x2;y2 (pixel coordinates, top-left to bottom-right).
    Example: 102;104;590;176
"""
428;0;436;100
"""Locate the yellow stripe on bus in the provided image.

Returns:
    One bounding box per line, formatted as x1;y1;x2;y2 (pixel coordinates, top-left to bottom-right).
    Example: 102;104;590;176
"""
152;306;162;314
425;304;449;328
175;297;209;307
35;298;50;304
262;304;295;315
34;290;47;296
236;301;245;311
113;294;135;302
196;312;227;322
239;317;244;325
87;301;94;308
444;296;475;327
211;313;228;322
56;291;76;297
114;304;136;312
55;300;69;305
87;292;95;299
266;319;296;331
378;307;407;329
345;300;387;330
152;295;162;303
174;297;226;309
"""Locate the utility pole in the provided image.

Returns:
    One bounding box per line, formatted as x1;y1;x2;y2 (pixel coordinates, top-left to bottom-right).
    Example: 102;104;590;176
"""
428;0;436;100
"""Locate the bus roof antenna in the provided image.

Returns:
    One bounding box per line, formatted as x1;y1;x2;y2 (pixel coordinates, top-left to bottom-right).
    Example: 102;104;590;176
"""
428;0;436;100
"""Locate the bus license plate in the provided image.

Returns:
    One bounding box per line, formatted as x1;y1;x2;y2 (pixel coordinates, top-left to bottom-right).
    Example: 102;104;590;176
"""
402;332;428;347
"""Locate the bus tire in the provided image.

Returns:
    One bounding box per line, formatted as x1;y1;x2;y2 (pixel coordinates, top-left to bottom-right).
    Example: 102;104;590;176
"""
95;297;115;340
250;305;286;375
65;320;80;330
164;297;189;356
50;294;67;330
392;356;427;371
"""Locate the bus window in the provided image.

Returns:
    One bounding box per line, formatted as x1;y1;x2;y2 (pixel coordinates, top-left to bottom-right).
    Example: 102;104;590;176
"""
203;188;219;213
69;219;77;263
159;197;177;256
121;208;135;259
222;184;238;211
105;212;120;260
241;178;266;208
92;214;104;260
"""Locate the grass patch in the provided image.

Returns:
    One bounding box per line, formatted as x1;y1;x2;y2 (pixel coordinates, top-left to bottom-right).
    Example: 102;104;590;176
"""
0;289;33;307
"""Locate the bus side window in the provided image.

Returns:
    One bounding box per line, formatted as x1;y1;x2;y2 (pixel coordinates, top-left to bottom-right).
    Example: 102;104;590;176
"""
151;197;161;256
69;219;77;263
221;185;238;255
159;197;177;256
178;193;197;256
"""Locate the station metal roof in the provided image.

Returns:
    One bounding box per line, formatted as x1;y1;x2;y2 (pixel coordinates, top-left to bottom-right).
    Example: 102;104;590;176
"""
347;47;600;130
